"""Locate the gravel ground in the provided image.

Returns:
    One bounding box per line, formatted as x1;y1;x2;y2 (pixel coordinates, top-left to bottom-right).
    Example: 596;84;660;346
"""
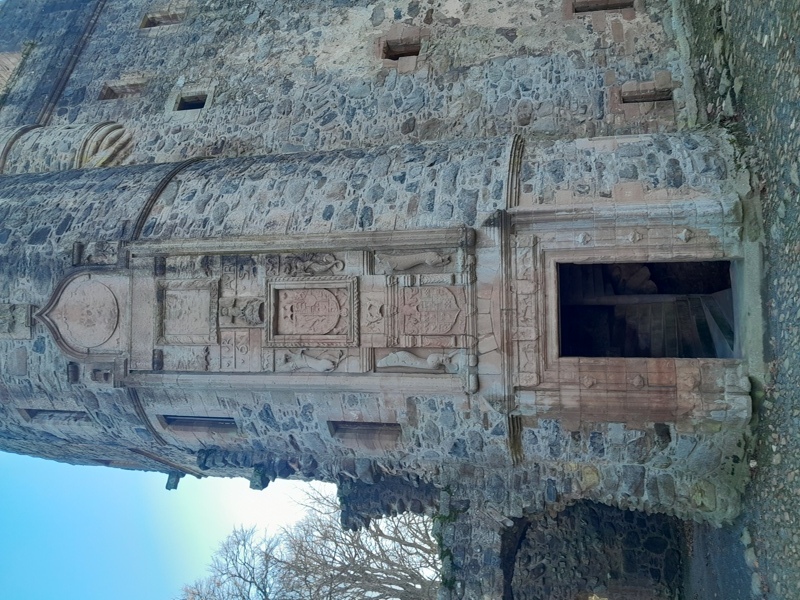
680;0;800;598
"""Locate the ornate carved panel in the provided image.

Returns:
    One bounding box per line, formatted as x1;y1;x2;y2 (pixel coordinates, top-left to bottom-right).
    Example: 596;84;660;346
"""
508;195;748;429
265;276;358;347
38;272;129;359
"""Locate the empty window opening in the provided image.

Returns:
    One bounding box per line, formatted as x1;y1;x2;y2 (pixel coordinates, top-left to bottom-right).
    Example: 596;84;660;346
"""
382;40;421;61
99;81;145;100
622;88;673;103
160;414;237;433
140;11;185;28
559;261;737;358
175;93;207;111
573;0;635;13
328;420;401;451
19;408;91;424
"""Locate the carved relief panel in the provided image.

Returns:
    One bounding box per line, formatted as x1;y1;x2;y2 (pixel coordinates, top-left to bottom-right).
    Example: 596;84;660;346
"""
145;252;361;374
42;228;480;393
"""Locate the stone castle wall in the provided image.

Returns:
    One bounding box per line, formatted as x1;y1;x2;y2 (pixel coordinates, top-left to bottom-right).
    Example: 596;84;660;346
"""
2;0;685;170
0;0;760;597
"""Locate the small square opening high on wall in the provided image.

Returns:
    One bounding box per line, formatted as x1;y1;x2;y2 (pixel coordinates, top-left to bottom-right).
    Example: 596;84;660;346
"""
175;93;207;111
140;11;185;28
382;39;421;61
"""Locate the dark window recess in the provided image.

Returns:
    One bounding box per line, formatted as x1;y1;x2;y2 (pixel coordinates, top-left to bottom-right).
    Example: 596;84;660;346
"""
161;415;237;432
175;93;207;111
140;12;185;28
99;82;145;100
328;420;402;450
622;88;673;103
382;40;421;61
573;0;635;13
19;408;91;423
559;261;737;359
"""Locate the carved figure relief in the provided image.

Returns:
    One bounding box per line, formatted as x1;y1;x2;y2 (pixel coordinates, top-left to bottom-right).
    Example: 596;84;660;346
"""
375;251;450;274
276;349;344;372
282;253;344;276
376;349;459;373
219;297;265;327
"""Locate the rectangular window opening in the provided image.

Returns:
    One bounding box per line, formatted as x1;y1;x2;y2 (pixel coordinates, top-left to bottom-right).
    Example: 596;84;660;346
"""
573;0;635;13
328;420;402;450
160;414;237;433
382;40;421;61
621;88;674;104
558;261;737;358
175;93;207;111
140;11;185;28
99;81;145;101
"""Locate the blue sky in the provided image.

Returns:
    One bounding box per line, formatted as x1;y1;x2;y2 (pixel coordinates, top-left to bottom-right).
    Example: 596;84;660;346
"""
0;451;324;600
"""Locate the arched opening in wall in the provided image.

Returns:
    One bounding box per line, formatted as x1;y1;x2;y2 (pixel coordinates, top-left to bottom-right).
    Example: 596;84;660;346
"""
558;261;738;358
511;502;684;600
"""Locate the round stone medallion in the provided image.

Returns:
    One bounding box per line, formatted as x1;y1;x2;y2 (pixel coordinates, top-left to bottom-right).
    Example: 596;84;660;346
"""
53;278;119;350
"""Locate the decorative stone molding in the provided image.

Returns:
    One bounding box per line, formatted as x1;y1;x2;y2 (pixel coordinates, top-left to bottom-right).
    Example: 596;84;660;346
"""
506;191;749;431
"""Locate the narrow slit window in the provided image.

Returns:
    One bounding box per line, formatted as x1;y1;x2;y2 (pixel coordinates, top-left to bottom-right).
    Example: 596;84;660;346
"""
382;40;421;61
140;11;185;28
175;93;207;111
160;414;237;433
328;420;401;450
621;88;673;103
573;0;635;13
99;81;145;100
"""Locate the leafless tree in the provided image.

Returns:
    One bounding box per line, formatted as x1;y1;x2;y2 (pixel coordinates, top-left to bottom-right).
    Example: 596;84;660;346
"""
178;487;440;600
280;487;440;600
179;527;290;600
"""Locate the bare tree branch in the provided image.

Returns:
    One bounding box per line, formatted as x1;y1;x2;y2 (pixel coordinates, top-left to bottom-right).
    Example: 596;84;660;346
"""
177;487;440;600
